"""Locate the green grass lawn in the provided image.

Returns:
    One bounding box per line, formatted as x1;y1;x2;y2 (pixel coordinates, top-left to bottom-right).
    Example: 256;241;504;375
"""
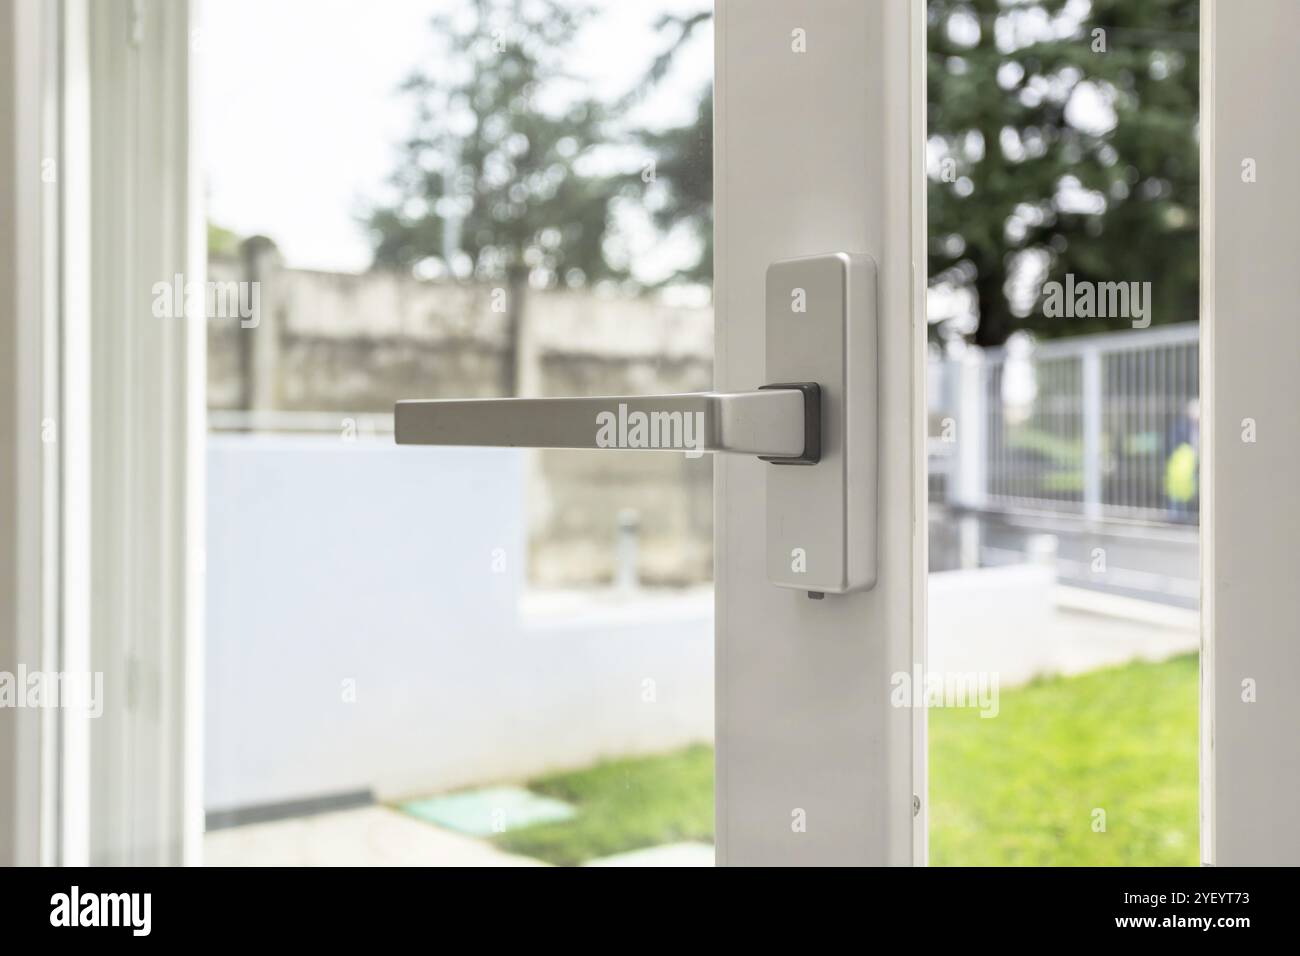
929;653;1199;866
494;743;714;866
493;654;1199;866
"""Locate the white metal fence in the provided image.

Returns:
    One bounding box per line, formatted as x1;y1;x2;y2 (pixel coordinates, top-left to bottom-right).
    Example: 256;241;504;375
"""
932;323;1200;525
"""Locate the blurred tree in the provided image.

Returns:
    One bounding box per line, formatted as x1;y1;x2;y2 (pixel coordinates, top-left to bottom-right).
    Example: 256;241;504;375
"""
625;11;713;287
636;2;1199;345
367;0;620;394
929;0;1199;346
206;221;243;258
633;85;713;286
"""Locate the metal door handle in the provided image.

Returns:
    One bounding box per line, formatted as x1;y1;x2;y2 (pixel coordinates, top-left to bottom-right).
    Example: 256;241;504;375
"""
395;383;820;463
394;252;877;594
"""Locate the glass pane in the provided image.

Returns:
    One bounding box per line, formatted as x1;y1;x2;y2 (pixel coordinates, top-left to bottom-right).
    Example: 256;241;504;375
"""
926;0;1201;865
198;0;715;866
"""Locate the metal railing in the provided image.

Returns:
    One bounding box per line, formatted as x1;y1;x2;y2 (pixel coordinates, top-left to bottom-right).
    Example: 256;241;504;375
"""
932;323;1200;525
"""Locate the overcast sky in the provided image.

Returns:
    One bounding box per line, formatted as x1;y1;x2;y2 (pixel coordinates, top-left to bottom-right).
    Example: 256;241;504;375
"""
198;0;712;275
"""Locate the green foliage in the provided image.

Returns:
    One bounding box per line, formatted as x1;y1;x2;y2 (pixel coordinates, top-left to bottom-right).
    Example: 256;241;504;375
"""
929;0;1199;345
366;0;618;290
633;86;713;285
207;221;243;258
369;1;1200;343
638;2;1200;340
624;12;713;287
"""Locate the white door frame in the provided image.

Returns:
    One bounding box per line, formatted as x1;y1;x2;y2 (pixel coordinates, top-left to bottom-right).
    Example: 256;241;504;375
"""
713;0;927;865
1199;0;1300;867
8;0;1298;870
0;0;62;868
0;0;205;866
77;0;205;866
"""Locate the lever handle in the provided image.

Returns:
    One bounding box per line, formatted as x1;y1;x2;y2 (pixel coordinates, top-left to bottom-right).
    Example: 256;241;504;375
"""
394;383;820;463
393;251;876;594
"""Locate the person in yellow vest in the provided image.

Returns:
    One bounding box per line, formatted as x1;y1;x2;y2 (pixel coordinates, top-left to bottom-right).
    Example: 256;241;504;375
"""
1163;398;1199;516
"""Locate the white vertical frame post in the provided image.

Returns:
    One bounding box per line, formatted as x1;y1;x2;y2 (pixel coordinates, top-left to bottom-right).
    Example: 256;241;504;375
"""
1200;0;1300;866
714;0;926;865
70;0;204;866
59;0;91;866
0;0;62;868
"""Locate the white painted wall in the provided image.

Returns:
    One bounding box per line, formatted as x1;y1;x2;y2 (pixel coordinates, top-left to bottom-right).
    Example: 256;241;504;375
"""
928;566;1055;686
204;437;712;814
928;566;1198;689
